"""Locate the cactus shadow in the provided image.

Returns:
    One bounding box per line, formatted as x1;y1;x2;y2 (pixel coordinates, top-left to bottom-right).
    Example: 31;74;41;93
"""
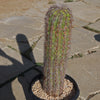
0;34;43;100
0;33;79;100
16;34;44;100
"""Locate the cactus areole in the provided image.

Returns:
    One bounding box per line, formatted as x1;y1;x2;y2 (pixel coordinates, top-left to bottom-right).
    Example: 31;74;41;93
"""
43;5;73;97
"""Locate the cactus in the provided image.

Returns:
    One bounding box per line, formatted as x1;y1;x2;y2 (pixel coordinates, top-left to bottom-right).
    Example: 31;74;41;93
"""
43;5;73;97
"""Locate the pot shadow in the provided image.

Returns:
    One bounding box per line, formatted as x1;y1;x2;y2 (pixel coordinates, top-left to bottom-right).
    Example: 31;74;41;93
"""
94;34;100;42
0;34;43;100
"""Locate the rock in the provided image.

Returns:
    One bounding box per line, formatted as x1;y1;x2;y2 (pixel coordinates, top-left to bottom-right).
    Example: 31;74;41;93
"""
70;27;100;56
66;1;100;23
0;15;44;60
84;0;100;8
0;16;43;40
66;49;100;98
73;17;88;27
24;8;45;18
91;93;100;100
88;20;100;32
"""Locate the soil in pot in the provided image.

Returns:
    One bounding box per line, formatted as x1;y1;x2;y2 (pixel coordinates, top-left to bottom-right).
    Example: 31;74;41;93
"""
31;75;78;100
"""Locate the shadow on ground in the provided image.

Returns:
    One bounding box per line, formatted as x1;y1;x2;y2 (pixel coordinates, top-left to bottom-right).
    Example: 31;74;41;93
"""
94;34;100;42
0;34;43;100
0;34;79;100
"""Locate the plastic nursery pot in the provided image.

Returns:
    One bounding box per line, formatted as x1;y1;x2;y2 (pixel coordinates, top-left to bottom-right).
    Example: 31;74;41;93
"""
30;74;79;100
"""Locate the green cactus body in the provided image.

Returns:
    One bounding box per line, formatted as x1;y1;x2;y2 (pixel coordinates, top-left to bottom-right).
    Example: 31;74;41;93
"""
43;5;72;97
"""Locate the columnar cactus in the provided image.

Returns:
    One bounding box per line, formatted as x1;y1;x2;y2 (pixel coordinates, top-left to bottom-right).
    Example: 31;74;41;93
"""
43;5;73;97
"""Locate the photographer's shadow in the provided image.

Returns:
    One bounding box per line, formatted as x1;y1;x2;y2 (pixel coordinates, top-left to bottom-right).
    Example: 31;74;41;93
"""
0;34;43;100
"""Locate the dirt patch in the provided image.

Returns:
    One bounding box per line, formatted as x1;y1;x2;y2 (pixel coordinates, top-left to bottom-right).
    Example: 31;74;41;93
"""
0;0;35;19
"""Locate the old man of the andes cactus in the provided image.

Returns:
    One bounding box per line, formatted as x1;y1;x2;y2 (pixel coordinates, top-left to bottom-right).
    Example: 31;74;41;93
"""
43;5;73;97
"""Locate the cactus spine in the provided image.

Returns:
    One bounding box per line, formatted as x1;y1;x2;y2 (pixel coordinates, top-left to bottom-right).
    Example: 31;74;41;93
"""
43;5;73;97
